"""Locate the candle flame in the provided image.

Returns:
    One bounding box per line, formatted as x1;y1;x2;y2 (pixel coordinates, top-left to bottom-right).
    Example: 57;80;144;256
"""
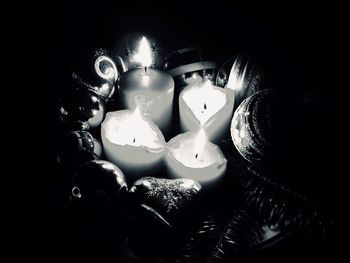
133;36;153;68
193;128;207;157
131;106;143;120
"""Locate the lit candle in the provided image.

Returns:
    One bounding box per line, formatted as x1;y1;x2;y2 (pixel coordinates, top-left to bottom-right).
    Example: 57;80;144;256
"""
165;129;227;190
101;107;166;181
179;81;235;143
118;37;174;134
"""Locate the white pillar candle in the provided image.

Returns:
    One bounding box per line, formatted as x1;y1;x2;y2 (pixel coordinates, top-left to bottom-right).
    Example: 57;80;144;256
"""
118;37;174;133
101;107;165;181
179;81;235;143
165;129;227;190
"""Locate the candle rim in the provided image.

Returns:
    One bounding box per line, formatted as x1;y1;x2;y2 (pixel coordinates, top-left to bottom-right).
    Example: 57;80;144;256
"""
101;109;166;150
166;149;227;170
166;132;227;169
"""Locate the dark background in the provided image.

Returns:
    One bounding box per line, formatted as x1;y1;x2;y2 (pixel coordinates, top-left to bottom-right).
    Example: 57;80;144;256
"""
18;0;346;261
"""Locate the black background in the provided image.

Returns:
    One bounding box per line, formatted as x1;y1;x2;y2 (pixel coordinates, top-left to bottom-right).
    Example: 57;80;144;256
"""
16;0;347;261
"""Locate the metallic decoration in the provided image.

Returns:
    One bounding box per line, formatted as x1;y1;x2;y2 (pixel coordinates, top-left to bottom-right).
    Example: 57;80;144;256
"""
58;87;105;130
164;47;217;88
216;54;262;108
71;48;118;101
57;131;102;167
230;89;303;166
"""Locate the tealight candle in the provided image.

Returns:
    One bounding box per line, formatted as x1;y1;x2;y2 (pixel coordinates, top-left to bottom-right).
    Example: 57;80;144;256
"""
165;129;227;190
101;107;166;181
118;37;174;134
179;81;235;142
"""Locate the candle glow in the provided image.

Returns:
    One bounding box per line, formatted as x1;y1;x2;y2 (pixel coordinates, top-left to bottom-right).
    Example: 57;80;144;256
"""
132;36;153;68
102;107;163;148
179;80;235;142
182;80;226;126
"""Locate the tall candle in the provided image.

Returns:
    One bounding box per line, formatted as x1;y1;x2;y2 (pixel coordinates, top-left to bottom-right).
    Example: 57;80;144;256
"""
179;81;235;142
101;107;165;181
118;37;174;133
165;129;227;190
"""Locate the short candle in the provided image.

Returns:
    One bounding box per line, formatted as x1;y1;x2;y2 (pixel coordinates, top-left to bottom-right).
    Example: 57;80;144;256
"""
165;129;227;190
101;107;165;181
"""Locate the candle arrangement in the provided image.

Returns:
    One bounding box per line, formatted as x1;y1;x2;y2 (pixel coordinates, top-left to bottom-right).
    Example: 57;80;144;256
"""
53;32;336;262
71;35;233;187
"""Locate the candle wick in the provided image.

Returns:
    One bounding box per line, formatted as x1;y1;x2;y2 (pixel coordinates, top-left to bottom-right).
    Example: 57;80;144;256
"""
133;138;136;143
204;103;207;110
144;67;147;73
195;153;198;159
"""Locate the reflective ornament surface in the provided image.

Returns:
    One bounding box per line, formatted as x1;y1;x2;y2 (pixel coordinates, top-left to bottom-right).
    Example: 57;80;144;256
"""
57;131;102;167
70;160;128;207
72;48;118;101
58;88;105;129
216;54;262;108
230;90;304;167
